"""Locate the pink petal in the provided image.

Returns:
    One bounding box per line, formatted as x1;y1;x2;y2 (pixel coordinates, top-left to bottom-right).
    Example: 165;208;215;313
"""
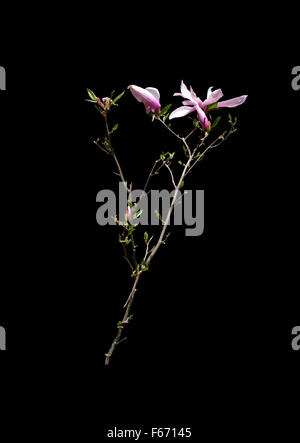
195;105;207;123
194;105;210;129
169;106;195;119
145;87;160;102
127;206;132;221
190;86;203;106
180;80;193;100
203;87;223;107
217;95;248;108
129;85;161;113
182;100;195;106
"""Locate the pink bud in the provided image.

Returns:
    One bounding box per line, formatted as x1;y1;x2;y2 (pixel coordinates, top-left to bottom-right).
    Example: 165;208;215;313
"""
129;85;161;114
126;205;132;221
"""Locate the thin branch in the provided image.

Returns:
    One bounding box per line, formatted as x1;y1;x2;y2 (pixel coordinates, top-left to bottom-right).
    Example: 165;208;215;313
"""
187;129;233;176
143;159;160;192
121;242;134;272
165;162;176;189
185;127;197;140
143;235;154;263
130;234;138;268
123;266;140;308
105;271;141;366
158;116;183;141
146;149;194;266
93;140;110;155
104;112;129;192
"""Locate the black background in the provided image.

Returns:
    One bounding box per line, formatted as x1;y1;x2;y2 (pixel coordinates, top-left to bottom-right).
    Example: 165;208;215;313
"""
0;7;299;440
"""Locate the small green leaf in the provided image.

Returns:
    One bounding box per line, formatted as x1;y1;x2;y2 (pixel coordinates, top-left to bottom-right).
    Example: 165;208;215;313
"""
222;130;228;138
178;160;183;165
154;210;162;221
127;200;133;207
140;260;149;273
111;123;119;132
144;231;148;243
160;154;165;161
210;116;221;129
161;103;172;115
113;90;125;104
128;225;135;235
180;180;184;189
207;102;218;111
87;88;97;101
133;209;143;219
131;269;137;278
228;113;232;122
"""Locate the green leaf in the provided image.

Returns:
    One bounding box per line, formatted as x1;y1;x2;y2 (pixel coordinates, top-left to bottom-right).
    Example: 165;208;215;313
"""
180;180;184;189
228;113;232;122
111;123;119;132
128;225;135;235
133;209;143;219
222;130;228;138
210;116;221;129
140;260;149;273
113;90;125;104
131;269;137;278
144;231;148;243
178;160;183;165
160;154;165;161
87;88;97;101
207;102;218;111
161;103;172;115
154;210;162;221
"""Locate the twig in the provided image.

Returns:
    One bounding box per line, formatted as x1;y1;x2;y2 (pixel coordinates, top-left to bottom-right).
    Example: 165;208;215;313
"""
105;271;141;366
104;112;129;192
121;242;134;272
165;162;176;189
146;150;194;266
93;140;110;155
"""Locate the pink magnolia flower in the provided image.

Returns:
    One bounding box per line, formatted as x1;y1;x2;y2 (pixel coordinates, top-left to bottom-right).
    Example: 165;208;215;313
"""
129;85;161;114
169;80;247;129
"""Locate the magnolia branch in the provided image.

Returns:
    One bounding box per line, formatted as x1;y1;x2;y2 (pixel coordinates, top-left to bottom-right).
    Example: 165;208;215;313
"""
105;269;141;365
104;119;233;364
102;107;236;365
